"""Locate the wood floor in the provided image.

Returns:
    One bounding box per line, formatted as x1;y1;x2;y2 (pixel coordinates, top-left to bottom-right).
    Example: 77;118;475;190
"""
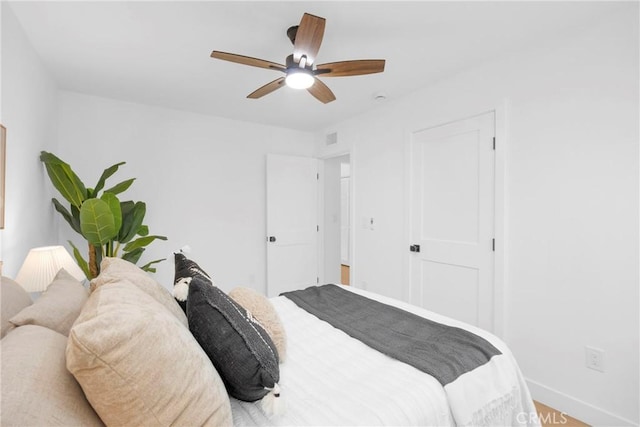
340;264;350;285
534;401;589;426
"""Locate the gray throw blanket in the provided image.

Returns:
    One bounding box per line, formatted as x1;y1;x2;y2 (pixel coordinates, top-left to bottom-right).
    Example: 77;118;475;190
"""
282;284;501;386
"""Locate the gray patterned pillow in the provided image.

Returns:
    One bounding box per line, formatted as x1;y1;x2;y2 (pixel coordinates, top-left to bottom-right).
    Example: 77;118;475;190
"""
187;274;280;402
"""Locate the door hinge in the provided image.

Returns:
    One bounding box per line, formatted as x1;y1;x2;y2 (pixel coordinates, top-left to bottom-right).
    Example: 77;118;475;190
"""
492;137;496;150
317;173;319;180
317;225;319;232
316;277;319;284
492;238;495;251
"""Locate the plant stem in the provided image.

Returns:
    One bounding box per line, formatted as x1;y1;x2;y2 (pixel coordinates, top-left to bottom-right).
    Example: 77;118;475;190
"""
88;243;98;279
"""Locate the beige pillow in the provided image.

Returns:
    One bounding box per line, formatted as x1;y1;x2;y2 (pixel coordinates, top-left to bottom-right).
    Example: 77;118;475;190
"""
67;279;232;427
9;269;88;336
1;276;33;338
1;324;104;426
229;286;287;362
90;257;187;326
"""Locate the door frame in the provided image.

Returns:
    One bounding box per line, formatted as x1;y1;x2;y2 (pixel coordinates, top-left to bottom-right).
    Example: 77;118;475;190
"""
403;102;507;337
318;147;356;287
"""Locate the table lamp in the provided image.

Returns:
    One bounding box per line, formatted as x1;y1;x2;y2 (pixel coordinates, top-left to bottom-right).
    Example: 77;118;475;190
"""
15;246;86;292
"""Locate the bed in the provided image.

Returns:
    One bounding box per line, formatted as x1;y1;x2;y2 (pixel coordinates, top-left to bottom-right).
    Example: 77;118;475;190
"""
230;285;539;427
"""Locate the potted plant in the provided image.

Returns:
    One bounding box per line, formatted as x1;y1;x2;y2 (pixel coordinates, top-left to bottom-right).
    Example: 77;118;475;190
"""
40;151;166;279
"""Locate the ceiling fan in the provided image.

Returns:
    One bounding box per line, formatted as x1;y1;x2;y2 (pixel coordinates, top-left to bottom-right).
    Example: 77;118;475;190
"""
211;13;386;104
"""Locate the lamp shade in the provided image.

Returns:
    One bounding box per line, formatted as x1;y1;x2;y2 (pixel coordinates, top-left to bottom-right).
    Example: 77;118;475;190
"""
15;246;86;292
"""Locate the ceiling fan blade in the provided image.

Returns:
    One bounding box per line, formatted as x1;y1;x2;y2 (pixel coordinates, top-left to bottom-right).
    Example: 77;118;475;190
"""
247;77;286;99
293;13;325;65
307;77;336;104
315;60;386;77
211;51;286;72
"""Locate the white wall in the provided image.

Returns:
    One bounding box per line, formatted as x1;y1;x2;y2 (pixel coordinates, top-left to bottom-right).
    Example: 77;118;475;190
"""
55;92;315;293
0;4;59;277
316;7;639;426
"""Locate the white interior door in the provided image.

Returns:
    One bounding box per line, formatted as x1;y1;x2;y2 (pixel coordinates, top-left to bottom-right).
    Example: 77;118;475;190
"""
267;154;318;297
409;112;495;329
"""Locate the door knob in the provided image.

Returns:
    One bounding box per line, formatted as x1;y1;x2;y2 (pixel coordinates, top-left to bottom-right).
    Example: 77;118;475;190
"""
268;236;277;242
409;244;420;253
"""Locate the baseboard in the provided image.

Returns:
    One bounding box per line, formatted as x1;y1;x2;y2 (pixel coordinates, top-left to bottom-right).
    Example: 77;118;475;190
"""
527;378;638;427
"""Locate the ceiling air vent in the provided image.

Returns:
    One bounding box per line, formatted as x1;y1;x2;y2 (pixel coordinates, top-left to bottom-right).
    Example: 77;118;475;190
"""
325;132;338;146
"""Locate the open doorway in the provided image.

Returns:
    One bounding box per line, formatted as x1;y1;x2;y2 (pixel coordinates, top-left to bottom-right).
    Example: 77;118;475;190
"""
323;154;350;285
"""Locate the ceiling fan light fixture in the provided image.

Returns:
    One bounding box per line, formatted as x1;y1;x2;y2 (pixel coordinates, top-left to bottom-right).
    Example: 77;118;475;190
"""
210;13;385;103
285;69;314;89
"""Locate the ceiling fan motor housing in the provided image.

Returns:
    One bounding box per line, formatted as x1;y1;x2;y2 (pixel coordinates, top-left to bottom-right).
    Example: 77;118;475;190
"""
286;54;312;71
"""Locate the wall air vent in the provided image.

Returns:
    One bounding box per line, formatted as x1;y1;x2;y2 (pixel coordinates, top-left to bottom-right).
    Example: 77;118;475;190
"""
325;132;338;146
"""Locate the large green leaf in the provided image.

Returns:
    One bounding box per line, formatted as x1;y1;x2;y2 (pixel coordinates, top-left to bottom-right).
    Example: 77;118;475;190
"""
101;192;122;234
71;205;81;233
122;247;145;264
123;235;167;252
104;178;135;196
117;201;134;241
118;202;146;243
40;151;87;208
119;201;135;216
52;198;81;234
80;199;117;245
94;162;126;196
68;241;90;280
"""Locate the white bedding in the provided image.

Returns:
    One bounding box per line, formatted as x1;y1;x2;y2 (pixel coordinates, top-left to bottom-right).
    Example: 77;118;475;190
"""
231;286;539;427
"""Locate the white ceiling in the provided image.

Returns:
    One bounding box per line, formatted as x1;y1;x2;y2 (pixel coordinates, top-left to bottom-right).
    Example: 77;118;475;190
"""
7;1;626;132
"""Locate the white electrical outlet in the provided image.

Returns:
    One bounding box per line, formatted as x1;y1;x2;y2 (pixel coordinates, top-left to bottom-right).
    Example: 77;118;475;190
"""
585;346;605;372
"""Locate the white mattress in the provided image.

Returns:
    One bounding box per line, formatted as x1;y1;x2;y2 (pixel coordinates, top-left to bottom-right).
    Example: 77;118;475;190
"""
231;286;538;427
